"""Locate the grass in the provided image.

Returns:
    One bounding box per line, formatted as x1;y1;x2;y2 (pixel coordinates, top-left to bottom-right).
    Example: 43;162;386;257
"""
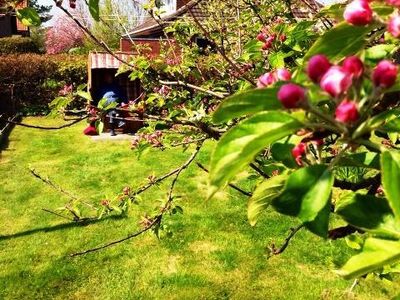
0;117;399;299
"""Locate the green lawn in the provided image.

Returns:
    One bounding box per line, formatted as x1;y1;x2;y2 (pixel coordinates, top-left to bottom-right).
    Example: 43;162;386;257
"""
0;117;399;299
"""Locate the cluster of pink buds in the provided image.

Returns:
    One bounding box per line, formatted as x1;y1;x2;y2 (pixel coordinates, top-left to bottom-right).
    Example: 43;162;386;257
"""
101;199;110;207
257;29;286;51
131;131;163;149
158;85;172;97
58;84;73;96
166;57;180;65
344;0;400;39
122;186;131;196
277;54;398;125
257;68;291;88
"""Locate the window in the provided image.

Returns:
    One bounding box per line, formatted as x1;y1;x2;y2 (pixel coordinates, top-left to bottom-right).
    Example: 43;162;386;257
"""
161;0;177;15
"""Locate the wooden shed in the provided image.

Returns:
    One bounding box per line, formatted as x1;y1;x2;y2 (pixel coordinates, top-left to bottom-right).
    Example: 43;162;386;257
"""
88;51;141;104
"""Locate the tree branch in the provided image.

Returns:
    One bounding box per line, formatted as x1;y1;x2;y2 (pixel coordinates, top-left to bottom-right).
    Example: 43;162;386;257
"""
196;162;252;197
7;116;88;130
70;143;203;257
268;224;304;257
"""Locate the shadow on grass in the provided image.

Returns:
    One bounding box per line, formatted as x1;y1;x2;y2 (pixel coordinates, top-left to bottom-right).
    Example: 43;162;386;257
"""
0;215;125;242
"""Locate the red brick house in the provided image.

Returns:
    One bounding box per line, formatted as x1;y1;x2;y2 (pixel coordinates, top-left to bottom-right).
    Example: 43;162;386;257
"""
0;0;29;38
120;0;204;56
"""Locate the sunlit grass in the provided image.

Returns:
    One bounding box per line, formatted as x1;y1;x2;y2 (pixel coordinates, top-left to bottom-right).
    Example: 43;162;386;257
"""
0;117;398;299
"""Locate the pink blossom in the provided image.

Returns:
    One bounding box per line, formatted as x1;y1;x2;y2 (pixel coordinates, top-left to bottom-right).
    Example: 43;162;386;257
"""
257;33;266;42
257;72;277;88
335;100;359;123
342;56;364;79
276;68;292;81
372;60;398;88
45;15;84;54
291;143;307;166
388;15;400;38
387;0;400;7
320;66;352;97
344;0;373;26
307;54;331;83
277;83;306;108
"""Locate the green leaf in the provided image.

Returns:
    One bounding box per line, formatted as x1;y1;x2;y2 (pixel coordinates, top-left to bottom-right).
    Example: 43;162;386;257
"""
76;91;92;102
381;118;400;133
271;142;297;168
269;52;286;68
212;87;282;123
345;235;364;250
16;7;41;27
365;44;397;61
89;0;100;21
248;174;287;226
304;202;330;238
337;238;400;279
338;152;380;169
209;112;302;197
336;193;400;239
305;22;375;62
272;165;334;235
381;151;400;220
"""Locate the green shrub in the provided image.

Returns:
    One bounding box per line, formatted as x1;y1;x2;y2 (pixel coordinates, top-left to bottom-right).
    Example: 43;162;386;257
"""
0;36;40;54
0;54;87;113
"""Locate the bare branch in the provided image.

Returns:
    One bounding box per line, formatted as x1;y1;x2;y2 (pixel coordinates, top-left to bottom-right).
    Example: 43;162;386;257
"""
70;143;203;257
196;162;252;197
268;224;304;257
159;80;228;99
7;116;88;130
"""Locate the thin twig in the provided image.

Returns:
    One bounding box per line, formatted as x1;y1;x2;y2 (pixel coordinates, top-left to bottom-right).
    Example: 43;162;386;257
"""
70;143;203;257
159;80;227;99
196;162;252;197
268;224;305;257
187;7;256;86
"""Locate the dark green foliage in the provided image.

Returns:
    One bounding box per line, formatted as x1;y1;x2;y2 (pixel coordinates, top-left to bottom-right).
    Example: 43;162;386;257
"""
0;36;40;54
0;54;87;113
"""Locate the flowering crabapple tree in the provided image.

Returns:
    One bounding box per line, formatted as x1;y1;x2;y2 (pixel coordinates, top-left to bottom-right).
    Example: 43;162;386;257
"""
45;15;84;54
10;0;400;285
209;0;400;280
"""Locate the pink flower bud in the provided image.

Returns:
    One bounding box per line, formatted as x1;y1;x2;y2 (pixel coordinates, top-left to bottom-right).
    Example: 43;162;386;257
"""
276;68;292;81
372;60;398;88
257;33;266;42
307;54;331;83
320;66;353;97
335;100;359;123
277;83;306;108
387;0;400;7
279;34;287;42
388;15;400;38
291;143;307;166
262;42;272;50
342;56;364;78
257;72;277;88
344;0;373;26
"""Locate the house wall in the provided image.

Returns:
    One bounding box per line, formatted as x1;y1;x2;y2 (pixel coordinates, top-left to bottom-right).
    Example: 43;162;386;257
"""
120;38;163;56
177;0;191;9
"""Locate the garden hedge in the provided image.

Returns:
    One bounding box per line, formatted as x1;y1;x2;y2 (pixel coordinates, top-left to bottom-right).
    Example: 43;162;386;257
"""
0;54;87;114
